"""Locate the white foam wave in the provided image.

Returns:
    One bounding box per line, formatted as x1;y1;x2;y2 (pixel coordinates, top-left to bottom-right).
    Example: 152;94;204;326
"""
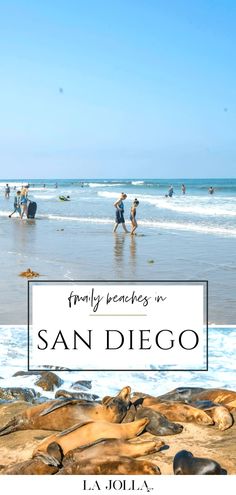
1;210;235;236
0;326;236;398
43;214;113;224
98;191;236;217
40;214;236;236
88;182;123;188
32;194;57;200
131;181;144;185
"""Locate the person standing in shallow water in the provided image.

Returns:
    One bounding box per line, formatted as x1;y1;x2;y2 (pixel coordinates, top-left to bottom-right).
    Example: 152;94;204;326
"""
113;193;129;233
130;199;139;235
5;184;10;198
181;184;186;194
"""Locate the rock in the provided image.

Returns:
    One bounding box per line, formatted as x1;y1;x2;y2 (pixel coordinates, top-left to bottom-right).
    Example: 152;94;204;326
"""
34;372;63;391
55;390;99;401
0;387;36;402
12;371;63;392
71;380;92;390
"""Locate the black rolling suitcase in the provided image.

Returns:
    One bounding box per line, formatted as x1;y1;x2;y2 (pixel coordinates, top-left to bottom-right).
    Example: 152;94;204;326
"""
27;201;37;219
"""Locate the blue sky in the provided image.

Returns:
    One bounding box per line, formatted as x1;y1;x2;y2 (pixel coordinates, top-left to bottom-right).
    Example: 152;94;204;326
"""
0;0;235;178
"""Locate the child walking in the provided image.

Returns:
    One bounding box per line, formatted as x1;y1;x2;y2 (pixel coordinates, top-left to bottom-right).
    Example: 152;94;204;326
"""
130;199;139;235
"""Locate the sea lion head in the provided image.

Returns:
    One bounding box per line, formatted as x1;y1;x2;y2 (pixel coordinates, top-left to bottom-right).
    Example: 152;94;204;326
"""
102;386;131;422
173;450;224;475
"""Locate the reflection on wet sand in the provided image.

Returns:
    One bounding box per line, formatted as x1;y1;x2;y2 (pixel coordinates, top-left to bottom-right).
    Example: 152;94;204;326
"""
113;233;137;279
113;233;126;277
129;234;137;276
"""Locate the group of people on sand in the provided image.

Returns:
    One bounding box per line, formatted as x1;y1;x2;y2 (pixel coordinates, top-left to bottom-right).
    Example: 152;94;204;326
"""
113;193;139;235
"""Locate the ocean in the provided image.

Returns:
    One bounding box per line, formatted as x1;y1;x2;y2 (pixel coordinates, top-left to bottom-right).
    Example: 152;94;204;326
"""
0;178;235;324
1;178;236;237
0;325;235;399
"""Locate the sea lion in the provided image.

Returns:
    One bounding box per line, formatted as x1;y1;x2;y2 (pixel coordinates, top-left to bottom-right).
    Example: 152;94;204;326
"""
154;387;206;403
55;390;99;401
142;401;213;425
189;401;233;430
135;407;183;435
0;387;131;436
0;443;63;475
189;388;236;410
62;437;164;465
33;418;149;457
204;406;233;431
57;455;161;475
173;450;224;475
154;387;236;410
122;405;136;423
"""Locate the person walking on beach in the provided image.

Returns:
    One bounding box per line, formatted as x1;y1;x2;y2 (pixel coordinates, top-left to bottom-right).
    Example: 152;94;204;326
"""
130;199;139;235
113;193;129;233
5;184;10;198
20;185;29;219
181;184;186;194
14;190;21;217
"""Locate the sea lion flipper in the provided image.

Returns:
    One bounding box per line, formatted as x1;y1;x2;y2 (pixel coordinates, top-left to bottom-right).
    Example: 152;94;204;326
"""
76;437;117;450
57;420;94;437
0;417;19;436
39;399;79;417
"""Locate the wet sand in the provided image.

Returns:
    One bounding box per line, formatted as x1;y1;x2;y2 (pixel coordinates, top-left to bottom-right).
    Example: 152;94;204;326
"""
0;216;236;324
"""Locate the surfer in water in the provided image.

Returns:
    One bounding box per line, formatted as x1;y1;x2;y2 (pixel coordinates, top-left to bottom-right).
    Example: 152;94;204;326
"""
113;193;129;233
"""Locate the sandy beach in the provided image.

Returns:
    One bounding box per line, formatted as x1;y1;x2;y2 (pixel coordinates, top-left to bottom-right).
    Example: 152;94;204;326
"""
0;388;235;475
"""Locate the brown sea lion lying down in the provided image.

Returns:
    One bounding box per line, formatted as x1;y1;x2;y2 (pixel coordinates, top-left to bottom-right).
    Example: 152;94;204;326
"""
141;400;213;425
146;387;236;410
190;389;236;410
33;418;149;458
63;437;164;465
57;455;161;475
0;443;63;475
0;386;131;436
189;402;233;431
1;437;163;475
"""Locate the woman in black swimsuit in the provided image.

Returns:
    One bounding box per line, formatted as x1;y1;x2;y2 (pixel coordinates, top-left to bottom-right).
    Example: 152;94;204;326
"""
113;193;129;233
130;198;139;235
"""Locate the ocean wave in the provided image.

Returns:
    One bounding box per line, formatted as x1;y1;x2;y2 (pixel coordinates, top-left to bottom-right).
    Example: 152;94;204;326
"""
0;326;236;397
1;209;236;236
98;191;236;217
88;182;123;188
39;214;236;236
131;180;144;185
31;194;58;200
